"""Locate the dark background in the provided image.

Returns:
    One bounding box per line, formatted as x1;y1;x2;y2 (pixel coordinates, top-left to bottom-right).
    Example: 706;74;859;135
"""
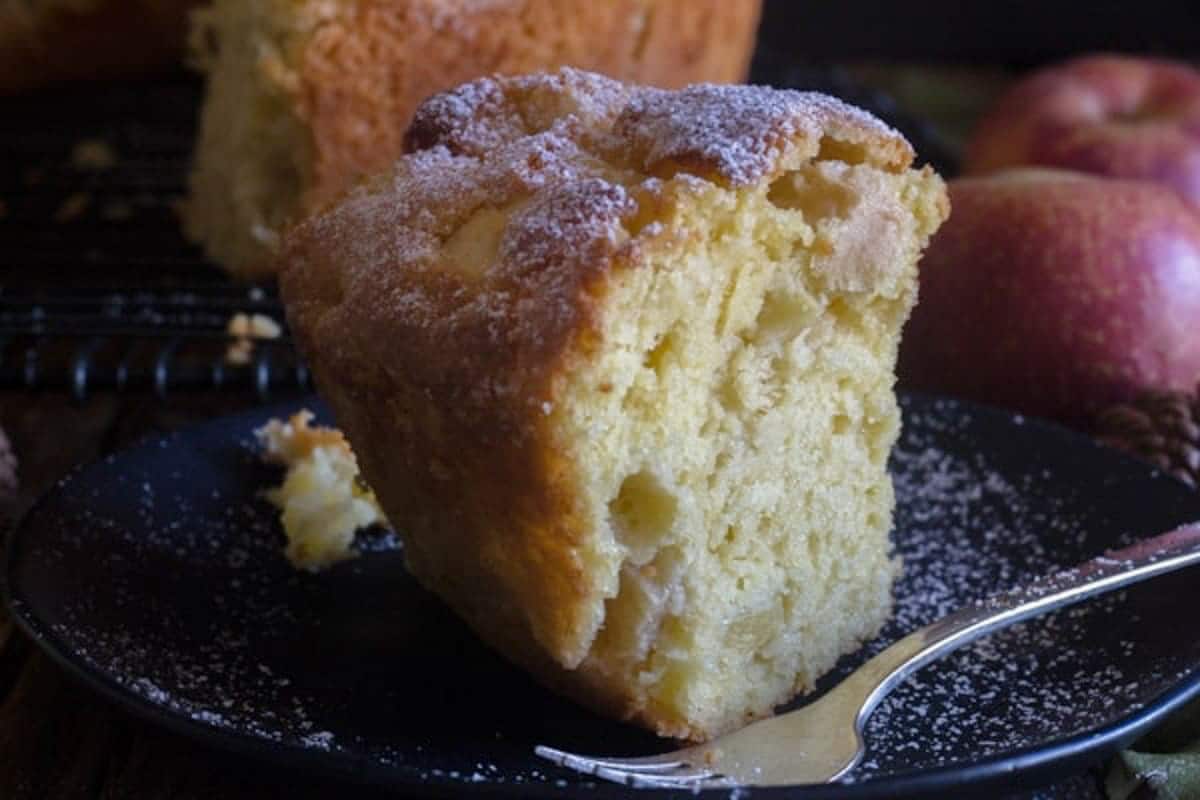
760;0;1200;63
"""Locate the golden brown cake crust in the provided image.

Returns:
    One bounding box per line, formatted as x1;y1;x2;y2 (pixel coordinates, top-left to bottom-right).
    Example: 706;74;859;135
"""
185;0;763;277
285;70;915;440
281;71;922;736
0;1;199;94
295;0;764;213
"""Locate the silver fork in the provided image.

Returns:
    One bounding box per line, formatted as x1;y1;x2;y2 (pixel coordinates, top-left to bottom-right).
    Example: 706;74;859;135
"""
536;523;1200;789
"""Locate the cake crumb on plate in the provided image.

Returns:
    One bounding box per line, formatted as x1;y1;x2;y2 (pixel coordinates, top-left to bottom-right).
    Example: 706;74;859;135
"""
256;410;387;571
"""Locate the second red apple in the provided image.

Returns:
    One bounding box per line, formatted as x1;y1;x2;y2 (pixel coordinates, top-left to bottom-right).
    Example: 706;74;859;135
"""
965;55;1200;212
899;169;1200;425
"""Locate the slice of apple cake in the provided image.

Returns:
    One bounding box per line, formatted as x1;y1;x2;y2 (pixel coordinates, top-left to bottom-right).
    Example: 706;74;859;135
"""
280;68;949;740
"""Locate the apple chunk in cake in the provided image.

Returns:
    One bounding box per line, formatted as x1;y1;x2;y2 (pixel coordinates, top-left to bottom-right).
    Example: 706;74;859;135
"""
280;68;949;740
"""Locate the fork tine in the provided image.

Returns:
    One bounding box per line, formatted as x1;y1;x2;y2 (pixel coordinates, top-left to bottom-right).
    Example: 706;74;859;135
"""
535;744;728;789
534;744;689;773
597;765;725;789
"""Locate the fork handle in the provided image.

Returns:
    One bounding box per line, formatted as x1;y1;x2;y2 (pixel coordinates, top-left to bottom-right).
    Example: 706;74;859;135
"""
844;522;1200;740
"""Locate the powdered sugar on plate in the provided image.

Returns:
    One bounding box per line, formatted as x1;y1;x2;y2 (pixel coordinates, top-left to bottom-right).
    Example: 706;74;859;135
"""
842;397;1200;779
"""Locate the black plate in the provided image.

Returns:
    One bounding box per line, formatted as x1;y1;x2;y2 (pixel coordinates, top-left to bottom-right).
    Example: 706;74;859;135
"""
5;394;1200;799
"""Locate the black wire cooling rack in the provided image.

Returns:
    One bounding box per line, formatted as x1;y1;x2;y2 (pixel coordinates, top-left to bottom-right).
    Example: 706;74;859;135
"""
0;52;956;401
0;75;307;400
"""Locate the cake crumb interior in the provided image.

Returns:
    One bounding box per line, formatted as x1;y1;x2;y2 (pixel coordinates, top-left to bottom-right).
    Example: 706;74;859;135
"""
556;154;938;738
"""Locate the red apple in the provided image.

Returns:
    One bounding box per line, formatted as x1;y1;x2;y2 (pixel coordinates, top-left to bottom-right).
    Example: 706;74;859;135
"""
965;55;1200;212
899;169;1200;425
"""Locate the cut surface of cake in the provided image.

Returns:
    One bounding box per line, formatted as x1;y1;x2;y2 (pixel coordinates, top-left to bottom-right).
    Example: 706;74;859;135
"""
281;68;949;740
185;0;763;278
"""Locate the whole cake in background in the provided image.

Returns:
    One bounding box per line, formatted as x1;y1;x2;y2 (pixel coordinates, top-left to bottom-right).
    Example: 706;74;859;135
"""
184;0;763;279
0;0;200;93
281;68;948;740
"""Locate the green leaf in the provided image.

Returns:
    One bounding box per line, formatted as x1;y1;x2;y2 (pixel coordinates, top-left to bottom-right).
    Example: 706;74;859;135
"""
1108;698;1200;800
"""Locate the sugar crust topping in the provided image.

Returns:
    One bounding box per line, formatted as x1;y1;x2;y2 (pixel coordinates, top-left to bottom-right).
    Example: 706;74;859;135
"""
283;68;915;403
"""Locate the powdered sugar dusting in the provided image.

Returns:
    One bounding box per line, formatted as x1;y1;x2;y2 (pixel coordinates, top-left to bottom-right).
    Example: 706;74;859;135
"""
615;83;906;186
499;178;633;281
292;112;631;352
403;68;631;159
839;397;1200;779
405;67;907;191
